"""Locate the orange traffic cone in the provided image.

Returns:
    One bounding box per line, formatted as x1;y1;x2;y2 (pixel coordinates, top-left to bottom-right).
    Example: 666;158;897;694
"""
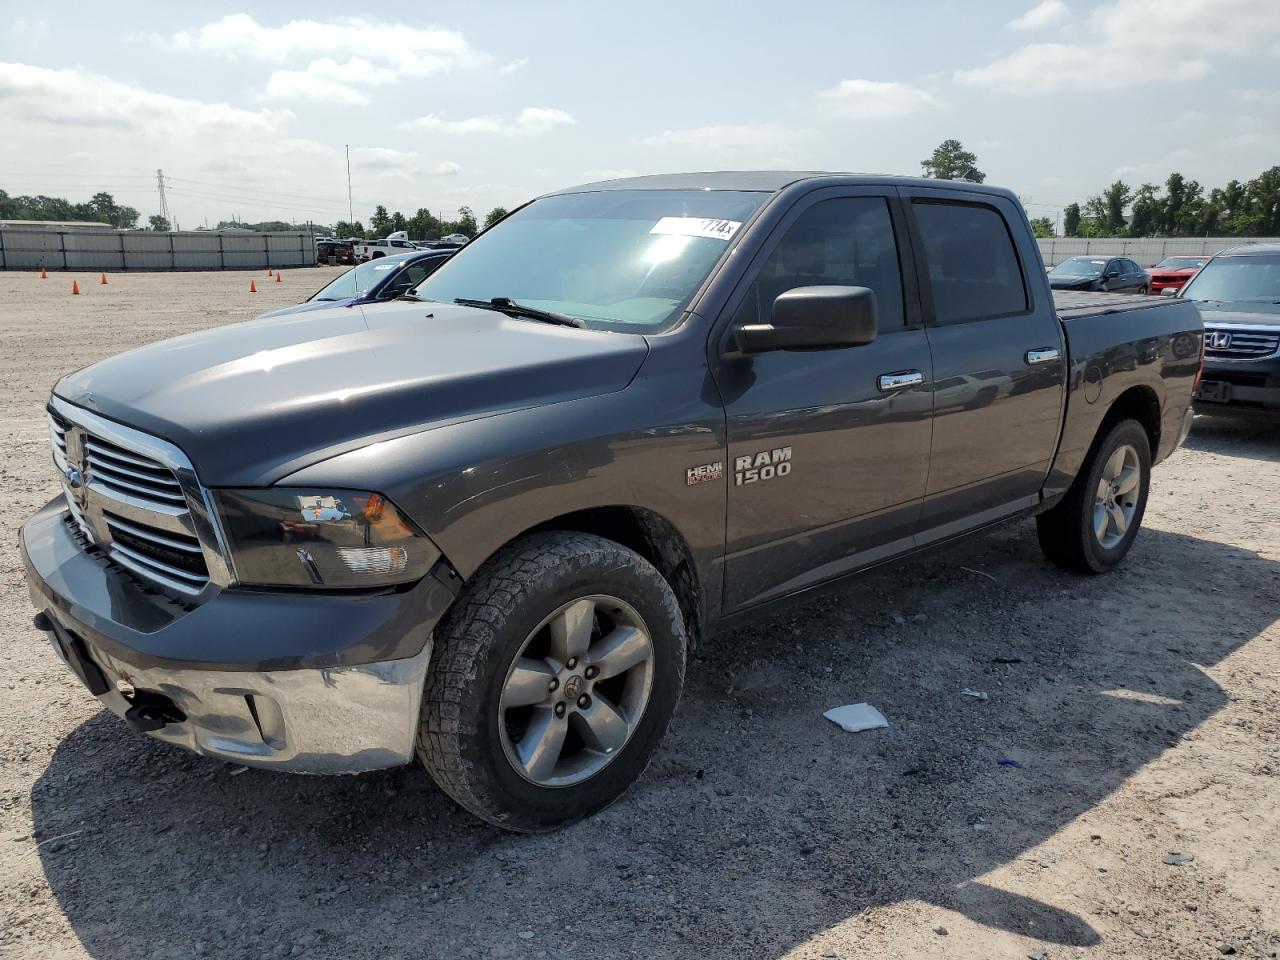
267;268;273;276
100;272;108;285
275;271;282;283
71;280;80;295
40;266;48;279
249;280;258;293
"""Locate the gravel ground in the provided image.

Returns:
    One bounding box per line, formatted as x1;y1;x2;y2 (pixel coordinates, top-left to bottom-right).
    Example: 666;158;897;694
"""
0;268;1277;960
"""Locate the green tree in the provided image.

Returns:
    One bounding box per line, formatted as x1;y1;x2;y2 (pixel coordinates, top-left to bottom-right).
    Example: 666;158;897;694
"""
453;205;477;236
920;139;985;183
408;207;442;240
148;214;171;231
390;211;407;233
1029;216;1054;238
1063;202;1081;237
333;220;365;238
1102;180;1132;234
1127;184;1160;237
483;206;509;230
369;204;392;235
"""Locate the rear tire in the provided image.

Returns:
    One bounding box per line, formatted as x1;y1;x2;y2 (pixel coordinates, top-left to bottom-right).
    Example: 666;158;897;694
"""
1037;419;1151;574
1137;285;1148;295
418;532;686;832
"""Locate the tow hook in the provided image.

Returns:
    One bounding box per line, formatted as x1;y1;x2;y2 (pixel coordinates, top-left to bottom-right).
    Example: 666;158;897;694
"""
123;691;186;732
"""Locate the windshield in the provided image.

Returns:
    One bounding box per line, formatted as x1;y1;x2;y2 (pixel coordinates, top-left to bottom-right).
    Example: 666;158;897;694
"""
310;255;411;301
413;189;769;331
1051;258;1107;277
1155;257;1207;270
1180;254;1280;303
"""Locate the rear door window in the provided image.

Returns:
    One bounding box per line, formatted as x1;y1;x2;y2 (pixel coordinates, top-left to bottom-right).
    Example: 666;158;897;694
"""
912;201;1027;324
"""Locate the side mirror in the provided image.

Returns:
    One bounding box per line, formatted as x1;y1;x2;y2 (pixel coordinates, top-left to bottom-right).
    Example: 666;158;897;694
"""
734;285;878;354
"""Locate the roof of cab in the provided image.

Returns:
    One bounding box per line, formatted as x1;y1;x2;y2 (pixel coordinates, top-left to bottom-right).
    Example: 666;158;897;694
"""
548;171;1020;200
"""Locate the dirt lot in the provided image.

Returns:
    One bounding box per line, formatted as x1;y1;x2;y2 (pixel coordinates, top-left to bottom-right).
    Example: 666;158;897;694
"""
0;268;1277;960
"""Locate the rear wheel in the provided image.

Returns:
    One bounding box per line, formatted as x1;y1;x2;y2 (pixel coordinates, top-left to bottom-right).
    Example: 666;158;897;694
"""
1137;284;1149;295
1037;419;1151;574
418;532;686;831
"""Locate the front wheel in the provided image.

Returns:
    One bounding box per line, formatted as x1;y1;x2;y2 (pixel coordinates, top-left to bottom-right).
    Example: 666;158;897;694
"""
418;532;686;831
1036;419;1151;574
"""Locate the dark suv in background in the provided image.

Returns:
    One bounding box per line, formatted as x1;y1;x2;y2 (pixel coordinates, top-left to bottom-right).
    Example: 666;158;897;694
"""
1185;243;1280;421
1048;256;1149;294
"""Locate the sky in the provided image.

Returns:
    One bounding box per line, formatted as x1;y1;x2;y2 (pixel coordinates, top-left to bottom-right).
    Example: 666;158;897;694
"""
1;0;1278;231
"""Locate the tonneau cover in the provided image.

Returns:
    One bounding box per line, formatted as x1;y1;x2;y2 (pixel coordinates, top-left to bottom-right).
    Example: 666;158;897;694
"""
1053;290;1173;319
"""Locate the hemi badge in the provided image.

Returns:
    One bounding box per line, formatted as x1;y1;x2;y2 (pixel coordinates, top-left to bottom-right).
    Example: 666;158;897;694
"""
686;461;723;486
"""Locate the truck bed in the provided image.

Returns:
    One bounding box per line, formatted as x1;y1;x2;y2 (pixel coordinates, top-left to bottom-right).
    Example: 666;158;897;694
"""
1052;290;1174;319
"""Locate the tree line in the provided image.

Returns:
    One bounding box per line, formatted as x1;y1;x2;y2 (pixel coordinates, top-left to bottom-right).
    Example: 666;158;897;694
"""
0;189;140;229
1062;168;1280;238
1;186;511;239
330;204;508;240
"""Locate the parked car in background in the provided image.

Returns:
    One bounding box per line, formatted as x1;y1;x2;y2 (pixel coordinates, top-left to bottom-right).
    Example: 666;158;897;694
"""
22;171;1201;832
315;239;355;265
260;249;453;318
1182;243;1280;421
1048;256;1149;294
354;231;418;262
1146;255;1209;295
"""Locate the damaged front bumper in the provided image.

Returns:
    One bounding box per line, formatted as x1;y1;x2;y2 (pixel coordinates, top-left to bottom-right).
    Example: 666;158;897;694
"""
21;497;457;773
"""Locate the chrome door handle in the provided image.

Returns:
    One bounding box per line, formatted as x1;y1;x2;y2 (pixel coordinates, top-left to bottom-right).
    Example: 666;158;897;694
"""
1025;347;1061;365
877;370;924;392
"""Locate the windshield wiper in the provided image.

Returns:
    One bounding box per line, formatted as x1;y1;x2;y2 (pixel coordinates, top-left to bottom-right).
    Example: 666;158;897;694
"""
394;292;426;301
455;297;585;328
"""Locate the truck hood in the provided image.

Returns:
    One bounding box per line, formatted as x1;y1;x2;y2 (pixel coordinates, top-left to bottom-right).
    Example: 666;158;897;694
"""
54;302;649;485
1194;302;1280;326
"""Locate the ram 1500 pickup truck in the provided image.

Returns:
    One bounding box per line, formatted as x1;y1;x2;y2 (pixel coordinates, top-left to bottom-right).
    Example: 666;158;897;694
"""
21;173;1203;831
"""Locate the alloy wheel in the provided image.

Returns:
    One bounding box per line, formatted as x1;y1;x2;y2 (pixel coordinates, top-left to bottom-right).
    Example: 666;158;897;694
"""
1093;443;1141;549
498;595;655;788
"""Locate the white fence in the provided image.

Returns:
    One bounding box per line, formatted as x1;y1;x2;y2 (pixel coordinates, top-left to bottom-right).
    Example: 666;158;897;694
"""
0;228;313;271
1037;237;1280;267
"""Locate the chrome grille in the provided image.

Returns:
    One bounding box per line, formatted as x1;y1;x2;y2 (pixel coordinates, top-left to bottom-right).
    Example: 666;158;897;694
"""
47;398;228;597
1204;327;1280;360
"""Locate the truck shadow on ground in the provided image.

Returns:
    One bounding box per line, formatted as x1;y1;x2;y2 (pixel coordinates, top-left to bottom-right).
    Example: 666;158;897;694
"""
31;481;1278;959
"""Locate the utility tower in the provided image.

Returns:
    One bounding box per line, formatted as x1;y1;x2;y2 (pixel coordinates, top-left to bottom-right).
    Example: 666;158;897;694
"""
156;169;171;228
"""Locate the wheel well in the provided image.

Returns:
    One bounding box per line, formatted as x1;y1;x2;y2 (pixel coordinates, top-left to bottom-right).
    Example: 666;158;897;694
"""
527;506;703;646
1102;385;1161;455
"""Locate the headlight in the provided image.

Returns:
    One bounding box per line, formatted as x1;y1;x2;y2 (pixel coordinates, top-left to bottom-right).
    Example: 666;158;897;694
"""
215;488;439;589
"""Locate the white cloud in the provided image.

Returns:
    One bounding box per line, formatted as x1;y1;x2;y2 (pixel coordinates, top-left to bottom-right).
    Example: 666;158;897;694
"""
815;79;943;120
499;58;529;75
148;14;493;102
0;60;293;136
349;147;463;178
1008;0;1069;30
959;0;1280;93
1232;88;1280;107
262;58;396;105
401;107;575;136
641;123;804;153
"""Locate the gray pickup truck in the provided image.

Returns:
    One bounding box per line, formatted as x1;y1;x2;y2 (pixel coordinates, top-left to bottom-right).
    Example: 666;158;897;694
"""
21;173;1202;831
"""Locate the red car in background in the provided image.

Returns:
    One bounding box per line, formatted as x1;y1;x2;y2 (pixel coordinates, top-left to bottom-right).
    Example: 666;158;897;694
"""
1146;255;1209;295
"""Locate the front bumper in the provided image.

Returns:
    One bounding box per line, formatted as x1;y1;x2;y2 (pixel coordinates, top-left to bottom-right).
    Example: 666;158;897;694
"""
1195;358;1280;415
21;497;458;773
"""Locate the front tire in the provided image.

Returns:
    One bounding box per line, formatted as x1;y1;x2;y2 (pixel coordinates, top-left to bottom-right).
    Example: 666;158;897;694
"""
418;532;686;831
1036;418;1151;574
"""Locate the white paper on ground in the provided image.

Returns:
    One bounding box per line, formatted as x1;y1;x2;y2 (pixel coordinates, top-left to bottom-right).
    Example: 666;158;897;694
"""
823;703;889;733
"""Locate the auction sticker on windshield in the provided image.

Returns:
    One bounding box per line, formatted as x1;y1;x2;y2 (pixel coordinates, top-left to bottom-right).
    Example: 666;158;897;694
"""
650;217;742;241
